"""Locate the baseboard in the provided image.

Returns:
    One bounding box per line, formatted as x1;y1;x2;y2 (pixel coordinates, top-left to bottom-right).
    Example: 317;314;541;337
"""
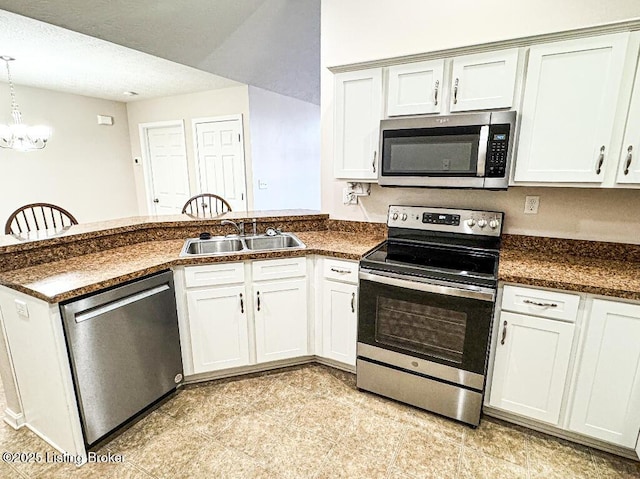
314;357;355;374
3;408;24;430
183;356;317;384
483;405;639;461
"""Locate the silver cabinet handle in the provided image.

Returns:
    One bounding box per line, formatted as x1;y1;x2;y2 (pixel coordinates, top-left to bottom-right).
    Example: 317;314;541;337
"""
453;78;459;104
596;145;605;174
239;293;244;313
372;151;377;173
256;291;261;312
434;80;439;106
523;299;558;308
351;292;355;313
330;267;351;274
624;145;633;175
500;320;507;345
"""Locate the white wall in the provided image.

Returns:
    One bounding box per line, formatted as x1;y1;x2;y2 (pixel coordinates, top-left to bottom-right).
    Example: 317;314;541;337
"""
125;85;253;213
0;83;138;227
248;86;320;210
321;0;640;244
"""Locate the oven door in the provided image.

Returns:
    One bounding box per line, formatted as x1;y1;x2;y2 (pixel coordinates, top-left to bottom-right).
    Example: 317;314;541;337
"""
379;120;489;187
358;270;495;387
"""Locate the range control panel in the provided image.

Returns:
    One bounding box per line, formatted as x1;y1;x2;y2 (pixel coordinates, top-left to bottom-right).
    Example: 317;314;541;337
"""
388;206;504;237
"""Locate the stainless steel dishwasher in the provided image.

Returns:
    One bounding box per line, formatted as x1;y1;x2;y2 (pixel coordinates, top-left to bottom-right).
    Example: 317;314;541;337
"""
60;270;183;447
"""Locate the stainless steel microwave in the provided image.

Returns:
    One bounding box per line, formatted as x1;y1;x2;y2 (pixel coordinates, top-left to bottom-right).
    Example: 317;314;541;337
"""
378;111;516;189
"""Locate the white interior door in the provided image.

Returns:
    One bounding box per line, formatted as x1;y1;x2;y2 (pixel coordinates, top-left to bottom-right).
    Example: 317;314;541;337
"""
194;116;247;212
141;122;190;214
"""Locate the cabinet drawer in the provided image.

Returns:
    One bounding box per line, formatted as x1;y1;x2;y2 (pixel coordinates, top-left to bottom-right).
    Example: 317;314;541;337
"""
502;285;580;322
323;258;358;284
252;257;307;281
185;263;245;288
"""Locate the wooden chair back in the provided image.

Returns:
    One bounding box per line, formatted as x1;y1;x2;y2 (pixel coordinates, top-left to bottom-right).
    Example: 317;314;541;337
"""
5;203;78;235
181;194;232;217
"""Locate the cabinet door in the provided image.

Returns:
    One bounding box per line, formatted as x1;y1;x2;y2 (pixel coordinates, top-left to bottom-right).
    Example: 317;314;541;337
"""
514;34;629;183
334;68;383;180
569;300;640;447
322;280;357;366
254;279;308;363
186;285;249;374
490;312;574;424
387;60;444;116
450;49;518;112
616;59;640;185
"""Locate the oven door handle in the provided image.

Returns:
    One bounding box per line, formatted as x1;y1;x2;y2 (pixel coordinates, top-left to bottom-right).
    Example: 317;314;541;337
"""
359;271;495;302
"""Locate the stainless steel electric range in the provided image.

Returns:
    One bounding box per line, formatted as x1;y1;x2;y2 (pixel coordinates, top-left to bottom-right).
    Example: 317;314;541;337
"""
357;205;504;427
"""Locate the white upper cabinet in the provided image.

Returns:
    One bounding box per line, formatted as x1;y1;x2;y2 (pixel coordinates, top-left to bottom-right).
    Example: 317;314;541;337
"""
569;299;640;448
616;57;640;185
514;33;630;183
449;49;518;112
334;68;383;180
387;60;444;116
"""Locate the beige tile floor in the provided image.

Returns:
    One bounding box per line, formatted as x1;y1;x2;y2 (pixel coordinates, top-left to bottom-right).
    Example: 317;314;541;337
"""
0;364;638;478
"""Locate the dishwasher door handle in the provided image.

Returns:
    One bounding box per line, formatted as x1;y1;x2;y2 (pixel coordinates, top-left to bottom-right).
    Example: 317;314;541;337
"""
74;284;170;323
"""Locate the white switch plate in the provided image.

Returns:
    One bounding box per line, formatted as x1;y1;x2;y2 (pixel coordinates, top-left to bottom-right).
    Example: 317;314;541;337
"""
97;115;114;126
14;300;29;319
524;196;540;214
258;180;268;190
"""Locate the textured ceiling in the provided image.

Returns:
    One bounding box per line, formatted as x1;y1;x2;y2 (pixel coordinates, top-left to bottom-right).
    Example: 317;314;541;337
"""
0;0;320;104
0;11;242;102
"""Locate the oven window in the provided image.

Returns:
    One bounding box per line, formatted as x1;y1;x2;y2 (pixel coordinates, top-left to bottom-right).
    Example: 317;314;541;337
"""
375;297;467;364
381;126;481;176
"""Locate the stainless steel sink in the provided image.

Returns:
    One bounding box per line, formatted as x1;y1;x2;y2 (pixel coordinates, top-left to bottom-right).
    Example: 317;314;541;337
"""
182;237;244;255
244;234;305;250
180;233;305;257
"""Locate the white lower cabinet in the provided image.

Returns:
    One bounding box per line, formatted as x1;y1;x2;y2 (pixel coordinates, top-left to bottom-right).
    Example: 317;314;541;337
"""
490;311;574;424
321;280;357;366
569;299;640;447
187;285;249;374
183;258;308;375
317;258;359;368
253;278;308;363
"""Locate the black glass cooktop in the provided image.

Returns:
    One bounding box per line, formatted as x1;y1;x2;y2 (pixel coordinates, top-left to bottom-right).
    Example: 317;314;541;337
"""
361;240;499;287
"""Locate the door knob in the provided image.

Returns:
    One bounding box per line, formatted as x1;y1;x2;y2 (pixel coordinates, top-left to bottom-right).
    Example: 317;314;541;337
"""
153;198;159;203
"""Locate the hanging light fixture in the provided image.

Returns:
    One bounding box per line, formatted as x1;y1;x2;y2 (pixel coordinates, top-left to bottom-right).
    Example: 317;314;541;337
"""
0;55;51;151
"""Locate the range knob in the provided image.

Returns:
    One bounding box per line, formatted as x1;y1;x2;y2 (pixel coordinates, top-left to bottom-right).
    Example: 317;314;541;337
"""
401;213;408;221
489;219;500;229
465;219;476;227
477;219;487;228
392;212;399;220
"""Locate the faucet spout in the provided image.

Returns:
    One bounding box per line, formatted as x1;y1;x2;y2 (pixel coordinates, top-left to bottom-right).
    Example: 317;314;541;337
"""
221;220;245;236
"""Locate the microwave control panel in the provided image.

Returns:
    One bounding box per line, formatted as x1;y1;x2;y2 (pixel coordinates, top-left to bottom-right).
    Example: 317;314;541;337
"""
486;125;510;178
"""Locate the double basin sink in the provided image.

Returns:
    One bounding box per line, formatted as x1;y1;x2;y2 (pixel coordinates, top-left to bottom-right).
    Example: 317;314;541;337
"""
180;233;305;257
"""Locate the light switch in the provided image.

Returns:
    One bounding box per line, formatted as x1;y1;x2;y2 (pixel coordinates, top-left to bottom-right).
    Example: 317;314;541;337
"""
14;300;29;319
258;180;268;190
97;115;114;126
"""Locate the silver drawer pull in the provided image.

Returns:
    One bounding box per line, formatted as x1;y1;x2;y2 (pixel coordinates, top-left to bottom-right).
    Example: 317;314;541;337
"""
523;299;558;308
433;80;439;106
500;320;508;345
330;267;351;274
453;78;459;105
624;145;633;175
596;145;605;174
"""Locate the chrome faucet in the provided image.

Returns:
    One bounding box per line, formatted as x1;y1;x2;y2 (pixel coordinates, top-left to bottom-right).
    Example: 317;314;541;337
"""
221;220;245;236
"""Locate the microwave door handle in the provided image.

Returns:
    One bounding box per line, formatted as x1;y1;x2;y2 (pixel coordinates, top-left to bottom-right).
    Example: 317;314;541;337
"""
476;125;489;176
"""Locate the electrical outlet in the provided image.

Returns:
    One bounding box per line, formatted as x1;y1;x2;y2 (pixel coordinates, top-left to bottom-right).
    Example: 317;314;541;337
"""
342;187;357;205
14;299;29;319
524;196;540;214
258;180;268;190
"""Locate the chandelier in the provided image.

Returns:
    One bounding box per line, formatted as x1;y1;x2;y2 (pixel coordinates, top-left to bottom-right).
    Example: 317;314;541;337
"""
0;56;51;151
